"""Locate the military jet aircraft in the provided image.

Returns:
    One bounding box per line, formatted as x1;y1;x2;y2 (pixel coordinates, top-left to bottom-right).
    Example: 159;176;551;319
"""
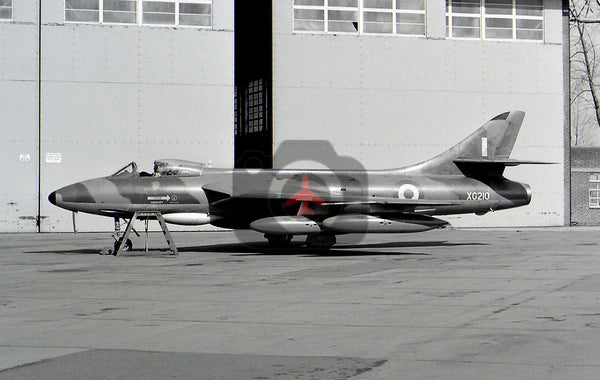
49;111;542;252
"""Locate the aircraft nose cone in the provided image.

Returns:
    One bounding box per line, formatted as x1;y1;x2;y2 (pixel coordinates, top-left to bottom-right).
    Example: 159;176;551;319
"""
48;191;57;205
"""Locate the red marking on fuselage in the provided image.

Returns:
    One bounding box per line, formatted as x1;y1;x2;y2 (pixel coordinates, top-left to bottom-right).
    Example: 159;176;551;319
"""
284;175;325;215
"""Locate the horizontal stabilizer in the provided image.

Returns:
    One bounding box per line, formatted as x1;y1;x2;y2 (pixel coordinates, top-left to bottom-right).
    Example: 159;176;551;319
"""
453;157;555;179
453;158;555;166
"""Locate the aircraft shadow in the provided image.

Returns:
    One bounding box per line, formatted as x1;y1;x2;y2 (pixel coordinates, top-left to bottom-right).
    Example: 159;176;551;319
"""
25;241;487;257
25;246;423;257
179;240;486;257
25;248;107;255
334;241;489;249
184;245;426;257
24;248;177;256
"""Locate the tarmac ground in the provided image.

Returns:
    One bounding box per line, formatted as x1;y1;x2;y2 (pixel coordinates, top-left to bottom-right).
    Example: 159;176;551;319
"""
1;227;600;379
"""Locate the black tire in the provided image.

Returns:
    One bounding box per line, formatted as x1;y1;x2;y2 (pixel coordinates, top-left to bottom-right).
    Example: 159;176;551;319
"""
305;233;336;249
265;234;293;247
113;238;133;254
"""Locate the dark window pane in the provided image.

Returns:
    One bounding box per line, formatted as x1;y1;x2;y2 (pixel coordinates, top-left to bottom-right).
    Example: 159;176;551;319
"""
397;0;424;10
143;1;174;13
0;7;11;19
66;0;99;11
180;3;210;14
295;0;323;6
103;0;135;11
294;20;325;31
397;23;425;34
66;9;99;21
104;10;136;23
364;0;393;9
486;27;513;38
363;22;393;33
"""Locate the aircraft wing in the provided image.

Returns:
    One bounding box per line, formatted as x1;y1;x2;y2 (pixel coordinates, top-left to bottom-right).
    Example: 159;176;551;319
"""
206;188;463;208
321;198;464;207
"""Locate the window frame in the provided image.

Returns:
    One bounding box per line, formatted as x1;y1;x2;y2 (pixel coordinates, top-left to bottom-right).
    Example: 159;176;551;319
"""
293;0;426;37
0;0;13;21
293;0;360;35
64;0;213;28
245;79;266;134
363;0;426;36
590;174;600;209
446;0;543;42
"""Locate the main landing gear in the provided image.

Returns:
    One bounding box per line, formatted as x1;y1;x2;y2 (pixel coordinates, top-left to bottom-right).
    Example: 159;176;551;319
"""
305;233;336;249
264;233;337;249
101;212;179;256
264;234;293;247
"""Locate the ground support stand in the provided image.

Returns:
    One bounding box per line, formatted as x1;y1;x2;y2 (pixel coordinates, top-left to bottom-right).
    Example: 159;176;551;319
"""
106;212;179;256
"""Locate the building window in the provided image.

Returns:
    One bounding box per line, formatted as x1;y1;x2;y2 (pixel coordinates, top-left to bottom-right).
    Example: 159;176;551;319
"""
293;0;424;36
363;0;425;35
105;0;137;24
590;174;600;208
142;1;176;25
0;0;12;20
294;0;359;33
66;0;100;22
446;0;543;41
234;86;239;136
245;79;265;134
65;0;212;27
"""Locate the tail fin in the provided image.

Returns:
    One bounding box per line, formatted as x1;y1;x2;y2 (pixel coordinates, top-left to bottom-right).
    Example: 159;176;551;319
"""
409;111;526;177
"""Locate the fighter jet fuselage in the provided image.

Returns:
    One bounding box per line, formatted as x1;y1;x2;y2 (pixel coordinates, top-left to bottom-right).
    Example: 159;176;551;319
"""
49;111;539;248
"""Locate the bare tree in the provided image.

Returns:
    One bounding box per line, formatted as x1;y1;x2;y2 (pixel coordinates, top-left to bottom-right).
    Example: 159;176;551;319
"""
570;0;600;144
572;93;595;145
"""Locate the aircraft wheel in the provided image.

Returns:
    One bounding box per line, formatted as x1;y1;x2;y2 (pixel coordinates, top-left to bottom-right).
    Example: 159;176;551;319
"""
100;246;113;255
265;234;292;247
305;233;336;249
113;238;133;254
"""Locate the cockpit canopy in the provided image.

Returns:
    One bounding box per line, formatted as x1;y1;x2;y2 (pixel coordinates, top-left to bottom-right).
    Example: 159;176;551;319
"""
109;159;208;178
153;159;208;177
111;162;141;177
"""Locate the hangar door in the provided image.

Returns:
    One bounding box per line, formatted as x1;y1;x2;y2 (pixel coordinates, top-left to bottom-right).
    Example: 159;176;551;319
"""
234;0;272;169
0;30;39;232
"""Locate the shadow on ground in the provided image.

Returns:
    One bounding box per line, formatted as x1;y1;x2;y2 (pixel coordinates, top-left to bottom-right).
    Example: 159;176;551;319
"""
23;240;487;257
179;240;487;257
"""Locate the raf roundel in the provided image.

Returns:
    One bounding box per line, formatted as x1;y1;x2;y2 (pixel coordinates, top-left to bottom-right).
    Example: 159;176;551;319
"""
398;184;419;200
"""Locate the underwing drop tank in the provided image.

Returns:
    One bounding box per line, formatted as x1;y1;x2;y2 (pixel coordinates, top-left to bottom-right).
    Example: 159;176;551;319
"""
250;215;322;235
162;213;214;225
322;214;448;233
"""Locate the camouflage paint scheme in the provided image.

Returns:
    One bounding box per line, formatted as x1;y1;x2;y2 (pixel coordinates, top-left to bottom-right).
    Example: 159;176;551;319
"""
49;111;536;248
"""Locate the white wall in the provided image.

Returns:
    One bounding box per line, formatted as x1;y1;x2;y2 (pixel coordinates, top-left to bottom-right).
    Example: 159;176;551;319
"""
273;0;565;227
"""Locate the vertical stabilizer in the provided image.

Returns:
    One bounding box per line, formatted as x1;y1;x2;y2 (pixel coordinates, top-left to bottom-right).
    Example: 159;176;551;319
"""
404;111;526;175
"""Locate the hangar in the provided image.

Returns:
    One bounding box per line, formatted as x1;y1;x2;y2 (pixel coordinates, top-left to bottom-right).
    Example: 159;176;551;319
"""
0;0;568;232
